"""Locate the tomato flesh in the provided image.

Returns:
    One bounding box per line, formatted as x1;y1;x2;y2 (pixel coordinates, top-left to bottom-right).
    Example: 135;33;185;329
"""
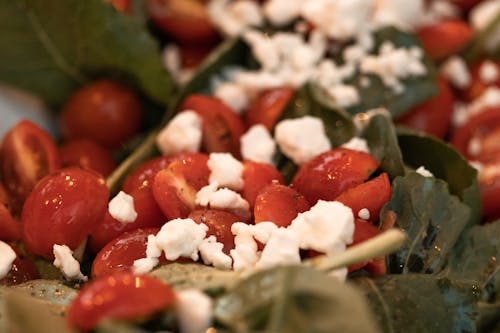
242;161;285;208
0;245;39;286
348;219;386;275
417;19;472;60
245;87;295;131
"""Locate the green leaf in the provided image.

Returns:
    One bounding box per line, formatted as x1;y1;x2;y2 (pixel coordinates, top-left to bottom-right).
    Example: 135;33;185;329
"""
215;266;381;333
382;172;470;274
461;11;500;63
8;279;77;306
396;128;482;226
0;0;173;107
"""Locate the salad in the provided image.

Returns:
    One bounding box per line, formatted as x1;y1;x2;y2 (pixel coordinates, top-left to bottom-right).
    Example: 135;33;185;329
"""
0;0;499;332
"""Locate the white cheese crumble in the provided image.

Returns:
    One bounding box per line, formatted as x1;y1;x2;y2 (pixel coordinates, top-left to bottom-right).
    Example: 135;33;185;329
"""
208;0;264;37
263;0;301;26
341;137;370;153
198;235;233;270
255;227;301;269
196;183;251;220
0;241;16;279
468;137;482;157
208;153;244;191
132;234;162;274
470;0;500;53
373;0;425;31
358;208;371;220
108;191;137;224
240;124;276;164
326;84;360;108
156;111;203;156
53;244;87;281
416;166;434;178
176;289;213;333
275;116;332;165
155;219;208;261
214;82;249;114
479;60;499;84
230;222;259;271
440;56;471;89
454;87;500;126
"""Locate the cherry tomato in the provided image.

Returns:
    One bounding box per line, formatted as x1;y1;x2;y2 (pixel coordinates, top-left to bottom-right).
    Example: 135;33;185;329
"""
292;148;380;205
59;80;142;148
417;19;472;60
397;77;454;138
104;0;130;13
188;209;241;253
0;245;39;286
152;153;209;220
450;0;483;12
22;167;109;259
147;0;219;43
180;94;246;157
0;120;61;214
242;161;284;208
348;219;386;275
67;272;176;332
253;184;310;227
180;42;218;68
245;87;295;131
461;60;500;102
59;139;117;177
477;163;500;219
0;203;21;241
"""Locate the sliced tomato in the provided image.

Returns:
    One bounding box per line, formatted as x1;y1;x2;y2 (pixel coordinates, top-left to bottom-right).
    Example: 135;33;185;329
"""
180;42;218;68
477;164;500;219
417;19;472;60
461;60;500;102
253;184;310;228
291;148;380;205
245;87;295;131
0;203;21;241
397;77;454;138
450;0;483;12
242;161;285;208
0;245;39;286
180;94;246;157
67;272;176;332
59;139;117;177
152;153;210;220
348;219;386;275
0;120;61;214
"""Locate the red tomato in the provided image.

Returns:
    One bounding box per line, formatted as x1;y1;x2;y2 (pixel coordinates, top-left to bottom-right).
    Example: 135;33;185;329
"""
348;219;386;275
147;0;219;43
22;167;109;259
152;153;209;220
253;184;310;227
335;173;392;224
0;245;39;286
180;42;219;68
188;209;241;253
92;228;161;278
0;120;61;214
291;148;380;205
461;60;500;102
104;0;130;13
59;80;142;148
450;0;483;12
417;19;472;60
242;161;285;208
59;139;117;177
477;164;500;219
180;95;246;157
0;203;21;241
245;87;295;131
396;77;454;138
67;272;176;332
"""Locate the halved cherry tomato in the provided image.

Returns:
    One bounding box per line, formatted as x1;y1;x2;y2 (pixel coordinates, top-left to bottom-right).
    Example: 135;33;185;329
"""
292;148;380;205
188;209;241;253
180;95;246;157
59;80;142;148
477;164;500;219
254;184;310;227
417;19;472;60
59;139;117;177
22;167;109;259
245;87;295;131
451;0;483;12
0;244;39;286
335;173;392;224
180;42;219;68
152;153;209;220
397;77;454;138
67;272;176;332
147;0;219;43
348;219;386;275
242;161;285;208
0;120;61;214
461;60;500;102
104;0;130;13
0;203;21;241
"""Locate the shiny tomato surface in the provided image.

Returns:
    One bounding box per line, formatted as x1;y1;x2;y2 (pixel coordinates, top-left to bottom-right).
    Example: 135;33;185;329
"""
59;139;117;177
241;161;285;208
417;19;472;60
245;87;295;131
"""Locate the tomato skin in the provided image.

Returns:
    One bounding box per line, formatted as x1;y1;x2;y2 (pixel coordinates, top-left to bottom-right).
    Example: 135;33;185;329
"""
451;0;483;12
291;148;380;205
417;19;472;60
180;94;246;157
59;139;117;177
0;203;21;241
479;174;500;219
0;245;39;286
397;77;454;138
254;184;310;228
67;272;176;332
348;219;386;275
462;60;500;102
0;120;61;214
242;161;285;208
22;167;109;259
59;80;142;148
335;173;392;224
104;0;130;13
245;87;295;131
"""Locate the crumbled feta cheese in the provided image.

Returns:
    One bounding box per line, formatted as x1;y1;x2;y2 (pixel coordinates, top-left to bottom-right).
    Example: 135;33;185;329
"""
358;208;371;220
108;191;137;224
198;236;233;270
214;82;249;114
208;153;244;191
207;188;251;220
343;44;367;64
53;244;87;281
208;0;264;36
263;0;301;26
155;219;208;261
341;137;370;153
440;56;471;89
240;124;276;164
373;0;425;30
176;289;213;333
456;87;500;125
479;60;499;84
289;200;354;254
132;257;159;275
420;0;460;25
0;241;16;279
156;111;203;156
275;116;332;165
478;163;500;183
326;84;360;108
467;137;482;157
328;267;348;282
470;0;500;52
162;44;181;76
416;166;434;178
469;160;484;172
252;222;279;244
255;227;301;269
230;222;259;271
244;30;281;71
196;182;220;207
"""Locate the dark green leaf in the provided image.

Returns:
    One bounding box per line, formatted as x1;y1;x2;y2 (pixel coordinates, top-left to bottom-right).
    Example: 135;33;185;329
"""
96;319;150;333
215;266;380;333
382;172;470;274
0;0;173;107
461;11;500;63
9;279;77;306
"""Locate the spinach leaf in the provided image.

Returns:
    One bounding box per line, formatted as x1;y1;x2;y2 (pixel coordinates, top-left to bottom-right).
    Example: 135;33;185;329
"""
8;279;77;306
0;0;172;107
215;266;380;333
461;11;500;63
381;172;470;274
